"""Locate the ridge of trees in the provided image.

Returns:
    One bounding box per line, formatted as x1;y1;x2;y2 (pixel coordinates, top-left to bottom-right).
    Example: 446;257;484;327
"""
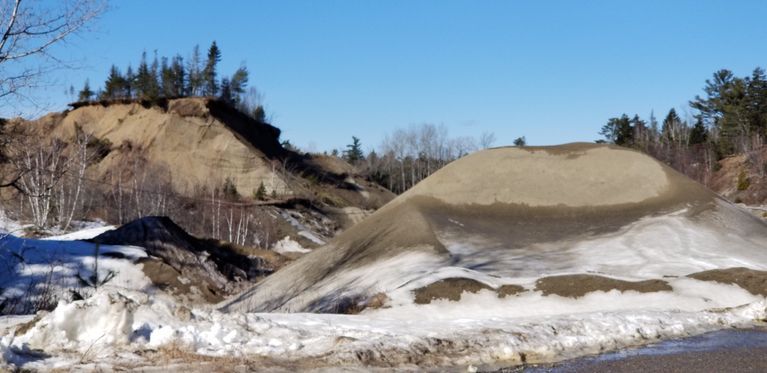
340;125;504;194
76;41;263;121
598;67;767;186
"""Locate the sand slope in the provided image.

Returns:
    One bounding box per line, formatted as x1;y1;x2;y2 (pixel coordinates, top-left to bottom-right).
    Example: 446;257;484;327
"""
221;144;767;313
25;98;287;196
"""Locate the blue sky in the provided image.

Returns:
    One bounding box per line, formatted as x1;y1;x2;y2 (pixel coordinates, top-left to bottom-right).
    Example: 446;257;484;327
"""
26;0;767;152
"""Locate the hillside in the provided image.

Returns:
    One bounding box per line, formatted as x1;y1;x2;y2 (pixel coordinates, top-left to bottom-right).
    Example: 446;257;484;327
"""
1;98;393;251
709;148;767;207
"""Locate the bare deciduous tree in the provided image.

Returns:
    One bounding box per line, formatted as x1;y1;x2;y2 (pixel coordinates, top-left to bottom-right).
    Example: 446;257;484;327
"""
0;0;105;106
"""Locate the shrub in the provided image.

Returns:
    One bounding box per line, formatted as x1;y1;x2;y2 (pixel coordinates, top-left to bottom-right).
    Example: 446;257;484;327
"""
222;177;238;198
253;181;267;200
737;170;750;191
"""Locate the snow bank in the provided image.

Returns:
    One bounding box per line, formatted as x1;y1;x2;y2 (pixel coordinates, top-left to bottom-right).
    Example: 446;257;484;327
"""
3;287;766;370
0;233;150;314
22;292;137;351
271;236;310;254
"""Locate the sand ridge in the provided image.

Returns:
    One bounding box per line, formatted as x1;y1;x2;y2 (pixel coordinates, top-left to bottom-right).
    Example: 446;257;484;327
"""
399;144;672;207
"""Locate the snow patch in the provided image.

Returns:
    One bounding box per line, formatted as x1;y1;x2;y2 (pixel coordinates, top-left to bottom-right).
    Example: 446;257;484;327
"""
271;236;310;254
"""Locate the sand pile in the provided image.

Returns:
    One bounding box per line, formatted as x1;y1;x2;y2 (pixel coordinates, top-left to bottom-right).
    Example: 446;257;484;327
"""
221;144;767;313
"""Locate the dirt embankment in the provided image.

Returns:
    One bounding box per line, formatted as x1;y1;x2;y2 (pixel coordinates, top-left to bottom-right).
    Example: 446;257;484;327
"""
93;216;289;303
709;148;767;206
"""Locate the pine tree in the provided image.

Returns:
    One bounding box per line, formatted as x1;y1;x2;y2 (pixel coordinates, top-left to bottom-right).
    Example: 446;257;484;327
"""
125;65;135;98
253;105;266;123
203;41;221;96
102;65;126;99
254;181;267;200
344;136;364;164
513;136;527;147
689;117;708;145
600;114;633;146
135;52;153;99
78;79;94;101
662;108;682;144
171;55;186;97
219;77;232;103
230;66;248;104
160;56;176;98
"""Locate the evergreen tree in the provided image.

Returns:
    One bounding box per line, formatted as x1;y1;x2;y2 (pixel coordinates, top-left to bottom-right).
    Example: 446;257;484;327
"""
135;52;154;99
160;56;183;98
171;55;186;97
78;79;94;101
254;181;267;200
662;108;682;144
344;136;364;164
689;117;708;145
253;105;266;123
203;41;221;96
600;114;634;146
219;77;232;103
513;136;526;147
690;69;747;155
746;67;767;137
102;65;126;99
230;66;248;104
125;65;135;98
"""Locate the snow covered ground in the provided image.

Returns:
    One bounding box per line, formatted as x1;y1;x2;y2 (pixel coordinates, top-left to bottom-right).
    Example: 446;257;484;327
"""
0;286;765;371
0;213;766;370
0;220;149;315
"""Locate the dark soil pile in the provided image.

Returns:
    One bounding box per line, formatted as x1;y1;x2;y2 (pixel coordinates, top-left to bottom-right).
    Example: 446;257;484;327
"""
93;216;287;302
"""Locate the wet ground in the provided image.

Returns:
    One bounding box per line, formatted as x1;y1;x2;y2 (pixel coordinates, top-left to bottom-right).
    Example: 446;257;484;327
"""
519;326;767;372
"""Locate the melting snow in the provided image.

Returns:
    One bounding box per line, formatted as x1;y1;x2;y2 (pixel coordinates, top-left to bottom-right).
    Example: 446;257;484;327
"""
271;236;311;254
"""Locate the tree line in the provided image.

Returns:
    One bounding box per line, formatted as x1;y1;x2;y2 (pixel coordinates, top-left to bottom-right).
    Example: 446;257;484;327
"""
75;41;266;122
335;124;528;194
599;67;767;185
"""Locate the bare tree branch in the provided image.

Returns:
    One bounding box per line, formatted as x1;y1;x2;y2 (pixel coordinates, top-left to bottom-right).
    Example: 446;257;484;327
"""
0;0;105;104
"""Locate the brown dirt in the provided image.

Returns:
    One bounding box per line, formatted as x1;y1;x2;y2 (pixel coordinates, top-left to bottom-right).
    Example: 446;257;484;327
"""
412;278;493;304
535;274;672;298
497;284;525;298
364;292;390;309
139;258;222;303
688;267;767;296
709;149;767;205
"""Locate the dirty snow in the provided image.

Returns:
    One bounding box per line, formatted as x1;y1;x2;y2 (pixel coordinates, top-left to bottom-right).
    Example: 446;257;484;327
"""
1;287;765;370
271;236;311;254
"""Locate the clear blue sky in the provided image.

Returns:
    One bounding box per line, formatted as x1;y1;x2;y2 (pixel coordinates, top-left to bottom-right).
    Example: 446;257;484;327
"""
29;0;767;152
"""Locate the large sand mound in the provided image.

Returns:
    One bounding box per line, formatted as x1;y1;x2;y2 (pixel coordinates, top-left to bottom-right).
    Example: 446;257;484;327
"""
27;98;287;195
221;144;767;313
